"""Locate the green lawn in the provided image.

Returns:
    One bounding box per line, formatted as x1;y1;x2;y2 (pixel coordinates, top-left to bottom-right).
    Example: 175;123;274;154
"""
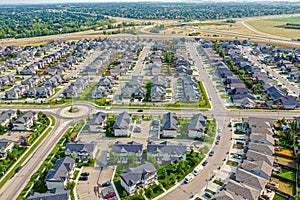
267;16;300;23
278;167;296;181
273;193;288;200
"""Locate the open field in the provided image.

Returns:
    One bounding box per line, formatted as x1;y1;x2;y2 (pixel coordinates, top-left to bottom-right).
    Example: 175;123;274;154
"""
246;17;300;39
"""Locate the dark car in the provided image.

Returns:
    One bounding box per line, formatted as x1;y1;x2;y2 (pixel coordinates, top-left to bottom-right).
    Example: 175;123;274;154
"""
202;160;208;166
15;166;22;173
81;172;90;176
105;192;116;199
137;109;143;112
101;181;111;187
209;151;214;156
79;176;89;181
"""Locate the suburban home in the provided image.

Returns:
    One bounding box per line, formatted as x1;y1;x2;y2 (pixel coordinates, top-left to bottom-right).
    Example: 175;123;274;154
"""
65;141;97;162
46;157;76;190
162;112;178;138
120;162;157;194
150;85;166;102
0;109;17;127
246;150;274;166
213;190;244;200
89;112;107;132
188;113;206;138
225;180;261;200
249;128;274;146
147;141;187;164
0;139;14;159
247;142;274;156
12;111;38;131
234;168;268;191
113;112;132;136
111;141;143;163
28;189;70;200
241;160;272;180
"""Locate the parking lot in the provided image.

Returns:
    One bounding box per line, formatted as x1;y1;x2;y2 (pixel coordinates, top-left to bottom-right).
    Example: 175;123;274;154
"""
76;166;115;200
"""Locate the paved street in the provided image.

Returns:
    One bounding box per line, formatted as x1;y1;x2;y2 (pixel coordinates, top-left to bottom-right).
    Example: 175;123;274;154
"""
0;41;299;200
242;46;300;95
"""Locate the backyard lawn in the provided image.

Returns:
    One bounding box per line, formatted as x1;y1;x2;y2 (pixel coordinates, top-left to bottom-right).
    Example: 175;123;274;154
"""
278;167;296;181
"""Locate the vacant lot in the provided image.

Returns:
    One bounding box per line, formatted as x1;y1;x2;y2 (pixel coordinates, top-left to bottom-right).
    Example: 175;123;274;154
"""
246;17;300;39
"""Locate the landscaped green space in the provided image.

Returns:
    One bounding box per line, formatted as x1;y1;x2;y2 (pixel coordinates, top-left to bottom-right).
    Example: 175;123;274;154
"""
144;184;164;199
273;193;288;200
200;118;216;144
267;16;300;23
177;117;191;139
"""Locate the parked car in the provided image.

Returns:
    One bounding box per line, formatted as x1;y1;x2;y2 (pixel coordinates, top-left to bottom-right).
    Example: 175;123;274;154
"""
79;176;89;181
202;160;208;166
15;166;22;173
137;109;143;112
81;172;90;176
209;151;214;156
204;192;214;198
106;152;110;161
101;181;111;187
215;140;220;145
184;173;195;184
192;165;203;176
105;192;116;199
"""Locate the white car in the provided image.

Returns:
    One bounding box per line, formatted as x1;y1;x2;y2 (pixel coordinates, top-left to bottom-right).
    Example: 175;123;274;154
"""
192;165;203;176
184;173;195;184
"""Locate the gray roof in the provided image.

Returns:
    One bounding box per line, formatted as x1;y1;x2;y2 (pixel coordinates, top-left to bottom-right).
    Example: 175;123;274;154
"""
46;157;75;182
0;139;12;150
113;111;131;130
28;189;70;200
234;168;268;190
213;190;244;200
241;160;272;180
188;113;206;131
246;150;274;166
162;112;178;130
14;111;36;124
89;112;106;126
152;75;166;87
112;141;143;154
65;141;96;154
147;141;186;155
248;142;274;155
120;162;156;186
225;180;260;200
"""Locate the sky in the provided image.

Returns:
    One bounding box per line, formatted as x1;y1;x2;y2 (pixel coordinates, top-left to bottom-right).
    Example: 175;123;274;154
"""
0;0;299;4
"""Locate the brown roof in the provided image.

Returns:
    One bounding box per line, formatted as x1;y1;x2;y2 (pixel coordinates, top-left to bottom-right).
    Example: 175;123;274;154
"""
226;180;260;200
235;168;268;190
246;150;274;165
248;142;274;156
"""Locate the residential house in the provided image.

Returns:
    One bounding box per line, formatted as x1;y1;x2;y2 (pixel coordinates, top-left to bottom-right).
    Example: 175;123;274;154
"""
28;189;70;200
147;141;186;164
225;180;261;200
112;141;143;163
0;110;17;127
113;112;131;136
213;190;245;200
65;141;97;162
45;157;76;190
241;160;272;180
247;142;274;156
234;168;268;191
188;113;206;138
246;150;274;166
12;111;38;131
151;76;167;102
0;139;14;159
120;162;157;194
89;112;107;132
162;112;178;138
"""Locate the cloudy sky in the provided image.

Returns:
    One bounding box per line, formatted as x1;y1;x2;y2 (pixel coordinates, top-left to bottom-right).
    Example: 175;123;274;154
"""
0;0;298;4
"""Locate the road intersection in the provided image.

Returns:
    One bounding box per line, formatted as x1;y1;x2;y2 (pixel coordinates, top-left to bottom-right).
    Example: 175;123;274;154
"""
0;41;299;200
